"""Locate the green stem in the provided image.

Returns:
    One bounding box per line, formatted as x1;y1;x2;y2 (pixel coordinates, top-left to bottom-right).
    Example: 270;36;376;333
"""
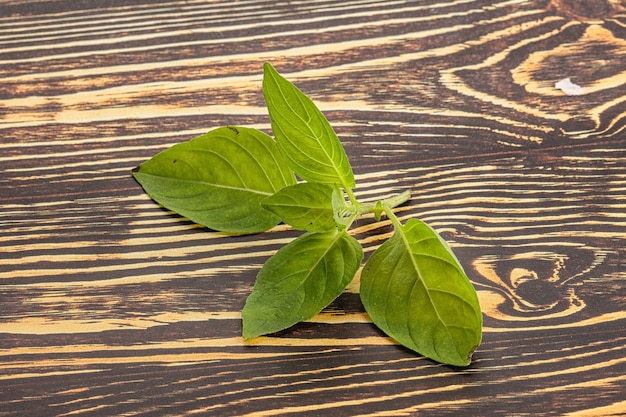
343;210;360;231
339;189;410;224
382;204;404;230
387;190;412;209
359;190;411;216
344;187;359;207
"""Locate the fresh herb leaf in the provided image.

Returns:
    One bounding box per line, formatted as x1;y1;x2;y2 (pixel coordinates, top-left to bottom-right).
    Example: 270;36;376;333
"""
262;62;355;190
242;229;363;339
262;182;338;232
133;126;295;234
360;217;483;366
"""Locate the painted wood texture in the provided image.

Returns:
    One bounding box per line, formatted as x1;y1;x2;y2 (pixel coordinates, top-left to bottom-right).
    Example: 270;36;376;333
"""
1;0;625;415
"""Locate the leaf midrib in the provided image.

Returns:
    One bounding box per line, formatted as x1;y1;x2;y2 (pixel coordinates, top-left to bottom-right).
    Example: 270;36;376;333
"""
270;231;345;305
396;228;450;330
136;171;274;196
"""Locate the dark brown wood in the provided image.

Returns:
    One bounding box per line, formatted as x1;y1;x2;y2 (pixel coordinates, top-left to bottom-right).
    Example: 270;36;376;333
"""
1;0;625;415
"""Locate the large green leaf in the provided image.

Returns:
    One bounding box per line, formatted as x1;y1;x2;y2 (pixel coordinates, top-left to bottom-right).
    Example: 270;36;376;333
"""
360;218;482;366
262;62;355;189
242;230;363;339
132;126;295;234
261;182;339;232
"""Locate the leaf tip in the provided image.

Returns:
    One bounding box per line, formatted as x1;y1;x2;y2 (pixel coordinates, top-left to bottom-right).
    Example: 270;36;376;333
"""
263;62;277;79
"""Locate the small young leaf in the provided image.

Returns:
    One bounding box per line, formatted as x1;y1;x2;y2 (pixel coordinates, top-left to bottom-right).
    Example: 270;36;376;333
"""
331;185;351;230
132;126;295;234
360;218;482;366
262;62;355;189
242;230;363;339
262;182;337;232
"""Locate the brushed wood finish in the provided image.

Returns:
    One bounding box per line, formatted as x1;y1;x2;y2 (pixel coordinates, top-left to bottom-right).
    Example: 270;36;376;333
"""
1;0;625;415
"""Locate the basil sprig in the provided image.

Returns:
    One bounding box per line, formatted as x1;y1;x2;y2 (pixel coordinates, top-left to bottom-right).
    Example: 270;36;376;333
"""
133;63;482;366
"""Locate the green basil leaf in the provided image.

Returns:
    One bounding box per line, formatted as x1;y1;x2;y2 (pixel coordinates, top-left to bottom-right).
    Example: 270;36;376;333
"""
262;62;355;189
262;182;337;232
360;218;482;366
242;230;363;339
132;126;296;234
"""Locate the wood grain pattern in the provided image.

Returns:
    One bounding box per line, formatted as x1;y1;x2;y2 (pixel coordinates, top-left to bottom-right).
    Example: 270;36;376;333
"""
1;0;625;415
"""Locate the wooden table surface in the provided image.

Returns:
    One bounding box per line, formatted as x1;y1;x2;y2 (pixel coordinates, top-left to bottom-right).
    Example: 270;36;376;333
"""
2;1;625;415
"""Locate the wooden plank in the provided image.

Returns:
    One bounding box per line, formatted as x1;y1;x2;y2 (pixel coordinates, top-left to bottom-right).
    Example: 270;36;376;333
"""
1;0;625;415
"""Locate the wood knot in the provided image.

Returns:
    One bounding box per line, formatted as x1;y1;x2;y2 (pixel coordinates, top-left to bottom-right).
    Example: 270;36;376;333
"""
472;249;596;322
549;0;625;22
